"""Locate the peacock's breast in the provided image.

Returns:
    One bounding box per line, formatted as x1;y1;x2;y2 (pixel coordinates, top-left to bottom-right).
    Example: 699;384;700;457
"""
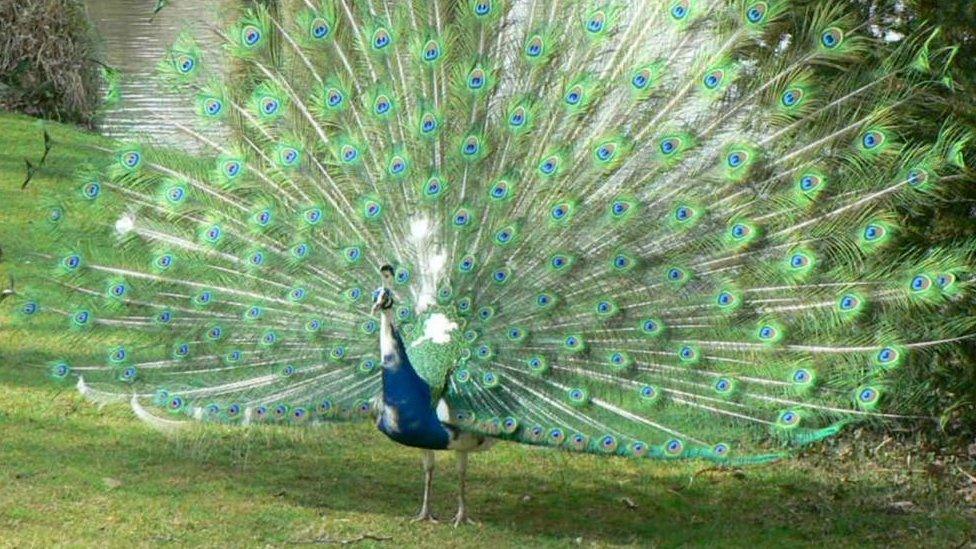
377;341;451;449
403;311;464;401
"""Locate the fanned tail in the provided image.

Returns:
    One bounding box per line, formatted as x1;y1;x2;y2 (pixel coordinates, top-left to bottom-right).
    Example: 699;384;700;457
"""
5;0;973;464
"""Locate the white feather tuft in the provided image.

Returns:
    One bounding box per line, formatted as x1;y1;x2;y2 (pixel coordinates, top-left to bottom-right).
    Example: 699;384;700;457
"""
76;376;128;406
411;312;458;347
407;215;446;314
114;213;135;235
435;398;451;422
130;395;188;433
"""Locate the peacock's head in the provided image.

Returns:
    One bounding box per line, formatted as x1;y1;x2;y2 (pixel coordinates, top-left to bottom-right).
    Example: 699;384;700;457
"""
370;264;395;315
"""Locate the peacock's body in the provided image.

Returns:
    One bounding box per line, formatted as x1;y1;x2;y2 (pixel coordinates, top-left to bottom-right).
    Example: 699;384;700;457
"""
6;0;975;525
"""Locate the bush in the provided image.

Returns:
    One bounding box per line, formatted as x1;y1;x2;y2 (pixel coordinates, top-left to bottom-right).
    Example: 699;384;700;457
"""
0;0;101;126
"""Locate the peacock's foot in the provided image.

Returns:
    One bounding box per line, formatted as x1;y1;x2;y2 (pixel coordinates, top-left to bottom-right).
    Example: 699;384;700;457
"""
452;510;478;528
411;510;439;524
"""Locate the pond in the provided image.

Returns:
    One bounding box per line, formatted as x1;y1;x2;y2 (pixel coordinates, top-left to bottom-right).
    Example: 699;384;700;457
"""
85;0;228;146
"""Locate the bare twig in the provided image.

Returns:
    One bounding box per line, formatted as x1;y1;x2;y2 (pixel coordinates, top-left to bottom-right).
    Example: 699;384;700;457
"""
40;129;52;163
686;466;746;488
872;436;892;455
21;159;36;189
288;533;392;545
955;465;976;485
21;130;52;190
150;0;169;22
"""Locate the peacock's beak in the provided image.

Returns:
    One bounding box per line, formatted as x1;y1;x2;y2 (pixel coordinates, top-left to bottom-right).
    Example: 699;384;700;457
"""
371;300;382;316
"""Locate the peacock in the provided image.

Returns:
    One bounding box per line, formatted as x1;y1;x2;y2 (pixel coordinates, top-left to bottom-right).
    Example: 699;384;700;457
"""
6;0;976;527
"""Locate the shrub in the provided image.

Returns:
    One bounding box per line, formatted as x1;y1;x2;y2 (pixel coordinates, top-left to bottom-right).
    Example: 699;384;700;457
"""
0;0;101;126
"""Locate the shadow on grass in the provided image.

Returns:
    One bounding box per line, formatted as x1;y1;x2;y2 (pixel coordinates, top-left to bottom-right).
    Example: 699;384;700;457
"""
1;347;969;545
3;386;963;547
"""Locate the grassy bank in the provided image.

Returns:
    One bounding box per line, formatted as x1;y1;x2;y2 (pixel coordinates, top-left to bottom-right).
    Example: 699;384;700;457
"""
0;112;974;547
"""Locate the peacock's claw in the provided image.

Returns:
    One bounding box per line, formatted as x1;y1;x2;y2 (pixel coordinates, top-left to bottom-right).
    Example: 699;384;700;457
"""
452;512;477;528
0;275;14;303
411;511;439;524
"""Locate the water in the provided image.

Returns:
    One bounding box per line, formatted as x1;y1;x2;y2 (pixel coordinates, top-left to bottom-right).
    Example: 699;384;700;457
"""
85;0;228;147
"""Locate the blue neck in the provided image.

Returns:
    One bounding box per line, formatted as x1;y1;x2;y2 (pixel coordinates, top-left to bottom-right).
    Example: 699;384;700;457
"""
376;328;450;450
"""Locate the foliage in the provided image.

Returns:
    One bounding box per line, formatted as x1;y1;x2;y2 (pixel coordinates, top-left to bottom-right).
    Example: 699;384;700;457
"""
0;0;104;126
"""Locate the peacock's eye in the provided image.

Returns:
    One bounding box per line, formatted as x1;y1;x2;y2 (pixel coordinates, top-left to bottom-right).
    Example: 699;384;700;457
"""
311;18;330;39
510;109;525;126
704;70;723;89
175;54;195;74
586;12;605;33
242;25;262;47
747;6;764;23
782;88;804;108
821;27;843;49
373;28;391;49
327;89;343;107
204;98;222;115
633;70;649;89
671;1;689;19
375;96;391;115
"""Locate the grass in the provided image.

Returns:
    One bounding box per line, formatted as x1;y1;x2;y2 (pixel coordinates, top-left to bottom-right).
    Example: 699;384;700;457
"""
0;111;974;547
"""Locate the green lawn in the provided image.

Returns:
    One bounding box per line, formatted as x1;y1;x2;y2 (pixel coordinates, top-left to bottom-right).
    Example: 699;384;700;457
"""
0;112;973;547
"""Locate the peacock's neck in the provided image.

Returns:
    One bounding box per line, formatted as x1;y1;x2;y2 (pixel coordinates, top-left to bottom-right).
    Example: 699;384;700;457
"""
378;307;398;368
375;306;451;450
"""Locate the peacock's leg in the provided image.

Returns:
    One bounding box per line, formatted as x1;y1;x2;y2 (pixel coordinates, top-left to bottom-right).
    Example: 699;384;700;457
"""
412;450;438;522
452;451;477;527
